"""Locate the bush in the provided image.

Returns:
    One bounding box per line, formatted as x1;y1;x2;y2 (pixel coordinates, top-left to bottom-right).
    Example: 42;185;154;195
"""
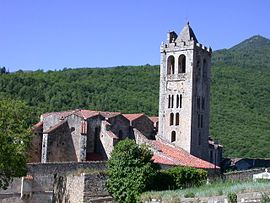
184;192;195;198
227;192;237;203
106;139;158;203
152;166;207;190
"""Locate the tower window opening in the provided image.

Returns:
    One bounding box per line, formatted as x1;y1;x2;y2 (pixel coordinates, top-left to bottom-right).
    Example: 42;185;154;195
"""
198;114;200;128
167;56;175;75
176;95;179;108
198;132;201;145
201;115;203;128
178;54;186;73
203;59;207;79
180;94;182;108
171;95;174;108
170;113;174;126
168;95;171;108
202;97;205;110
175;113;179;125
197;59;201;75
197;97;200;110
171;131;176;142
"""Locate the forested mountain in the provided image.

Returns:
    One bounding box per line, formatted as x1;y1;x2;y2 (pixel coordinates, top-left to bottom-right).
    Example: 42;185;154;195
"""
0;35;269;158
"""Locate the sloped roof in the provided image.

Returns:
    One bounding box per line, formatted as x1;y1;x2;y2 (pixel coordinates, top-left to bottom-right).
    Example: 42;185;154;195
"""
42;109;121;120
123;113;145;121
150;140;218;169
149;116;159;123
33;121;43;129
176;22;198;43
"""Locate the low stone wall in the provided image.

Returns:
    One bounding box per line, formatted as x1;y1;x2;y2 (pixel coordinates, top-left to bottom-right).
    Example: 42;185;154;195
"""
0;162;108;203
52;171;113;203
224;167;270;181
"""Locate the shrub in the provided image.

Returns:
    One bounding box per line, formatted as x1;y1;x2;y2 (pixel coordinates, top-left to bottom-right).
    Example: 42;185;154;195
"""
184;192;195;198
227;192;237;203
153;166;207;190
106;139;158;203
261;192;270;203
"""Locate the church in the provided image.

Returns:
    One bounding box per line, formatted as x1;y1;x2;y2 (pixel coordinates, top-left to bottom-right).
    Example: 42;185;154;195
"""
30;23;222;169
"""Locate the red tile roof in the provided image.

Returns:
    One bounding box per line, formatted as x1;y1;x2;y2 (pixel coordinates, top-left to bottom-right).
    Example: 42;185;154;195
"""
42;109;121;120
149;116;159;123
150;140;218;169
123;113;145;121
33;121;43;129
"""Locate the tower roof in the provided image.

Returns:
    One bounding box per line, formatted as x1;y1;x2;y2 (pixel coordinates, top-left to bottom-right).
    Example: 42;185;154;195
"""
176;22;198;43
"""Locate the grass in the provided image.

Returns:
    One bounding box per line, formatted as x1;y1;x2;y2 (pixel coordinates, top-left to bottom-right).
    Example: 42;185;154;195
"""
141;180;270;201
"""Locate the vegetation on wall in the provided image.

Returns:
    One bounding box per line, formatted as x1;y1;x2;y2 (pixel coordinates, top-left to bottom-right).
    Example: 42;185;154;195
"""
0;35;269;158
106;139;158;203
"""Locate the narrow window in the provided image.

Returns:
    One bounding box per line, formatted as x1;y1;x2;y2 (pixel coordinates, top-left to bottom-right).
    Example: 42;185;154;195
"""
203;59;207;79
178;54;186;73
171;95;174;108
197;97;200;110
171;131;176;142
168;95;171;108
202;97;205;110
198;132;201;145
197;114;200;128
180;94;182;108
175;113;179;125
201;115;203;128
176;95;179;108
170;113;174;126
167;56;175;75
197;59;201;76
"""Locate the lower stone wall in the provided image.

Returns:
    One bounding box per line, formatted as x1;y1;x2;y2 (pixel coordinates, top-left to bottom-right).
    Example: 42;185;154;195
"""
52;171;113;203
224;167;270;181
0;162;107;203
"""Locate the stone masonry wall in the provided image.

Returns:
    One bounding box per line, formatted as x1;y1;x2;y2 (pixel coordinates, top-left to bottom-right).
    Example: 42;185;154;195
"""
0;162;107;203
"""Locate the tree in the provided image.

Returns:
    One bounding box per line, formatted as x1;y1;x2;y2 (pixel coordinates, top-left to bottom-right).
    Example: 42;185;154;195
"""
107;139;158;203
0;98;34;189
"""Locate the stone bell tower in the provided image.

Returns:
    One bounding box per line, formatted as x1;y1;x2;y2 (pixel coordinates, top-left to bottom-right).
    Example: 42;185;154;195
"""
158;23;212;161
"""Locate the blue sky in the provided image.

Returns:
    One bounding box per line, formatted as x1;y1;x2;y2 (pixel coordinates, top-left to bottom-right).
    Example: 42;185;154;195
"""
1;0;270;72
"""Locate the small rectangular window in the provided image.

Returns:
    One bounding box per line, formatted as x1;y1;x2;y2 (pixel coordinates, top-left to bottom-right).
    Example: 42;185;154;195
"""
197;97;200;110
180;94;182;108
171;95;174;108
168;95;171;108
197;114;200;128
201;115;203;128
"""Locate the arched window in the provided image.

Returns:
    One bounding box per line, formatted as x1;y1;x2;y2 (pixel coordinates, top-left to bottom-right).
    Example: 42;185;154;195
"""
175;113;179;125
171;95;174;108
167;56;175;75
171;131;176;142
176;95;179;108
168;95;171;108
170;113;174;126
178;54;186;73
203;59;207;79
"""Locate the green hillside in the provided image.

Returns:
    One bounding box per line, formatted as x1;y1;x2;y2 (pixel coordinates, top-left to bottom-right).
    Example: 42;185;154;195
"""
0;36;269;158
